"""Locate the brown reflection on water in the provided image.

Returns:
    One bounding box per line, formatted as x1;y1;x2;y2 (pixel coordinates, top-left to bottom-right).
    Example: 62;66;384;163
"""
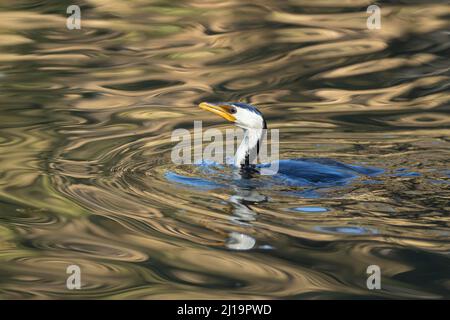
0;0;449;299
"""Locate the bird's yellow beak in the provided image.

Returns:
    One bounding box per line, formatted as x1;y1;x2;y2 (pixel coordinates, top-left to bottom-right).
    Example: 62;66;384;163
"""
199;102;236;122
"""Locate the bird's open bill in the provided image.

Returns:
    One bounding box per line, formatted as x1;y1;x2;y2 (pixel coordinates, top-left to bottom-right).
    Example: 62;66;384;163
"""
199;102;236;122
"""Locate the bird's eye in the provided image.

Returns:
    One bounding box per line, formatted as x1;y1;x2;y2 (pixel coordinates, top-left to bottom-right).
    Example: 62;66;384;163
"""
230;107;237;114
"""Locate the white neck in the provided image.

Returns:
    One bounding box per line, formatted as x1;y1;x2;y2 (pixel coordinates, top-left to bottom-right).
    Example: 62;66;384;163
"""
234;128;263;167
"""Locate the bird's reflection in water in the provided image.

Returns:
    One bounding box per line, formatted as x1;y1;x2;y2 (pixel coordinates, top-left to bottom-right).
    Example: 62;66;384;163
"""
229;186;265;226
226;232;256;250
226;169;267;250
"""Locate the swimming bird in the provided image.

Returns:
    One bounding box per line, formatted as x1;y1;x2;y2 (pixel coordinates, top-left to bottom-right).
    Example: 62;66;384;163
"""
198;102;381;184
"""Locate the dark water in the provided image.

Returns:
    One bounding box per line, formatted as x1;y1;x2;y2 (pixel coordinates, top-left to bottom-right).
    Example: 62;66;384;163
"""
0;0;449;299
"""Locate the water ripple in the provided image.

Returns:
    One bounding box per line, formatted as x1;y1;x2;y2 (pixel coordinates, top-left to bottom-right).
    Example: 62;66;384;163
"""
0;0;449;299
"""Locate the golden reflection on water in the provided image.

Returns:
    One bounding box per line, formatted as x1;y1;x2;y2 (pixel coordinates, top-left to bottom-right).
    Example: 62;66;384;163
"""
0;0;449;299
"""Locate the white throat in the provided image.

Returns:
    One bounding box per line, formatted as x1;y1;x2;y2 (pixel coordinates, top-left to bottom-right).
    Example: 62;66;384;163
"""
234;127;263;167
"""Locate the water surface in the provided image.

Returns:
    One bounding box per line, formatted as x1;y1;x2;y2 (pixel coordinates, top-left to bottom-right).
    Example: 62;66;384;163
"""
0;0;449;299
